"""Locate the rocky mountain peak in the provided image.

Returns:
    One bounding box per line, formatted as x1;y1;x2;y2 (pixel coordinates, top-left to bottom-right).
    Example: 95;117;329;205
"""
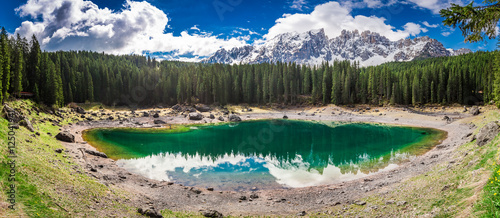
203;29;472;66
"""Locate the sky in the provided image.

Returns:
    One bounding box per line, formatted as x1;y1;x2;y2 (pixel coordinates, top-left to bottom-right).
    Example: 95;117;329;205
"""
0;0;498;62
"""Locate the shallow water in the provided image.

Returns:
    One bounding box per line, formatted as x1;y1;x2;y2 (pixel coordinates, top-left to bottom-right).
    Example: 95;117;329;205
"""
83;120;445;191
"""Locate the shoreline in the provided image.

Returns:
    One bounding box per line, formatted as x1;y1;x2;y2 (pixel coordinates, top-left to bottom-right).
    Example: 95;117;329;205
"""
60;105;480;216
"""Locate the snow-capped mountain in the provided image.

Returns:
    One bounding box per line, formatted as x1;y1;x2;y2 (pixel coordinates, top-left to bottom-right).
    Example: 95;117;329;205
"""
203;29;472;67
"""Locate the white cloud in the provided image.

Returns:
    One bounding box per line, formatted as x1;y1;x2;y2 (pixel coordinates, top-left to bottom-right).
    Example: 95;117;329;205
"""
441;31;452;37
290;0;308;11
266;1;427;41
14;0;247;60
190;25;201;32
406;0;464;14
422;21;439;28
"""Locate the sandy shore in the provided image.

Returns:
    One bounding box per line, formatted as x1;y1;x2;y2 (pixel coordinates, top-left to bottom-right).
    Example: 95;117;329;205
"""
60;105;480;216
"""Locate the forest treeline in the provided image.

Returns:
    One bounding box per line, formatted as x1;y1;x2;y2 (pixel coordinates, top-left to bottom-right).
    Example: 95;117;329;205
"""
0;27;497;108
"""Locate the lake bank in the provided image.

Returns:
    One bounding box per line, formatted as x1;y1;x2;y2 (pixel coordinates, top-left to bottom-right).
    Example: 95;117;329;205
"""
59;104;482;216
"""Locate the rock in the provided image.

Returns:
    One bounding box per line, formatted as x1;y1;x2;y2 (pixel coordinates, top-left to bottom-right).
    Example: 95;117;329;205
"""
209;114;215;119
297;211;307;216
153;113;160;118
385;200;395;205
229;115;242;122
55;148;63;153
354;201;366;206
55;131;75;143
195;104;211;112
9;124;20;129
436;144;448;149
190;188;202;194
470;106;480;116
154;120;166;124
189;113;203;120
431;154;439;158
75;106;85;114
171;104;182;111
185;107;197;113
143;112;150;117
247;108;253;112
396;201;407;206
239;196;247;200
84;149;108;158
3;104;24;123
250;193;259;199
218;116;224;121
207;187;214;191
202;210;223;218
283;115;289;119
443;116;451;122
19;117;35;132
476;121;500;146
108;116;114;120
138;207;163;218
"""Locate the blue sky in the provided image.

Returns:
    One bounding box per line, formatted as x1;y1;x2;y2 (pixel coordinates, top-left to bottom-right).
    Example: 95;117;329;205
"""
0;0;497;61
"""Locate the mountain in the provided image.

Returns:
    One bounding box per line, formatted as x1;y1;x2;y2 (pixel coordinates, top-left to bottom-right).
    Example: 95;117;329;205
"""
203;29;472;66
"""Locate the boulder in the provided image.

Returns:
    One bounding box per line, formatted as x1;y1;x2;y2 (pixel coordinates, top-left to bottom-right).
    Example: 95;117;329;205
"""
218;116;224;121
143;112;150;117
209;114;215;119
153;113;160;118
154;119;166;124
195;104;211;112
229;114;242;122
20;117;35;132
470;106;480;116
171;104;182;111
3;104;24;123
84;149;108;158
475;121;500;146
202;210;223;218
55;131;75;143
75;106;85;114
189;113;203;120
283;115;289;119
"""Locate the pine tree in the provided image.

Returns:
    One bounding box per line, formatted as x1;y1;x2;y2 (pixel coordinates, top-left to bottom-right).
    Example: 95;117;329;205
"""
0;27;10;102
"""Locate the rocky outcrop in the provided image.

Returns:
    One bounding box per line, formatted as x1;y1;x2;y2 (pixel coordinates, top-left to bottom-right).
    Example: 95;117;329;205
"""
3;104;24;123
475;121;500;146
229;114;242;122
189;113;203;120
55;131;75;143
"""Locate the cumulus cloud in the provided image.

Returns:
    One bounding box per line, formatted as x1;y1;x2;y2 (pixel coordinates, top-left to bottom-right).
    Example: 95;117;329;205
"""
406;0;464;14
14;0;247;60
266;1;427;41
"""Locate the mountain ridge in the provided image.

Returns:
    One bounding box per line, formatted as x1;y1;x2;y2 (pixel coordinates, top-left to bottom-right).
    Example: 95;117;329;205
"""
203;29;472;66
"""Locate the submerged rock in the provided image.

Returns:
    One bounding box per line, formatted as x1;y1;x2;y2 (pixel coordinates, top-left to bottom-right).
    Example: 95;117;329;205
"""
475;121;500;146
189;113;203;120
55;131;75;143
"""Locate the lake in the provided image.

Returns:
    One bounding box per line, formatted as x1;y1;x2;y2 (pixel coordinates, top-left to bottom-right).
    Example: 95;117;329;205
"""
83;120;446;191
